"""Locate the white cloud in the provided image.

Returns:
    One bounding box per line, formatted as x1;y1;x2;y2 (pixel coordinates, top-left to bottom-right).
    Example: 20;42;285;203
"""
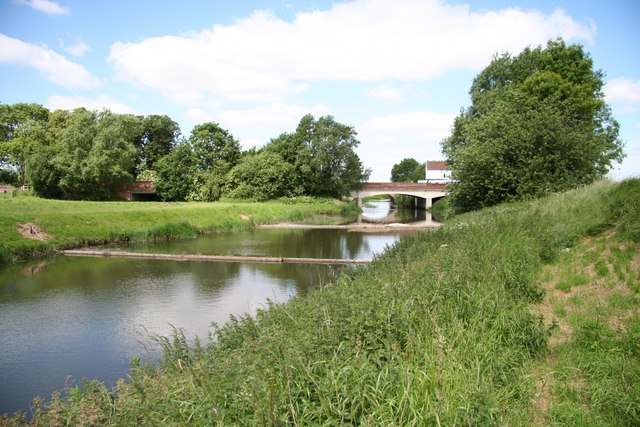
609;152;640;180
45;94;137;114
366;85;403;101
59;37;90;57
357;111;456;181
108;0;595;106
606;77;640;112
0;34;98;89
187;103;331;148
17;0;69;16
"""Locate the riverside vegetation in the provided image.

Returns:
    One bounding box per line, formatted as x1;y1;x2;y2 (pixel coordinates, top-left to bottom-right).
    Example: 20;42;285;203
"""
0;195;357;265
1;178;639;425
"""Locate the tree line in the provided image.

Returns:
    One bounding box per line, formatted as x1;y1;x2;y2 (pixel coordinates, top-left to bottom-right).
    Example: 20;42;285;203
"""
2;39;623;210
0;106;370;201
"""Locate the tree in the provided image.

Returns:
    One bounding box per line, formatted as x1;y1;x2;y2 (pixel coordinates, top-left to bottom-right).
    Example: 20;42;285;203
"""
86;111;138;199
26;143;62;198
154;142;196;201
0;103;49;184
50;109;137;200
193;160;232;202
263;132;310;195
265;114;370;198
442;39;624;213
137;115;180;173
225;152;298;201
391;158;423;182
189;122;241;172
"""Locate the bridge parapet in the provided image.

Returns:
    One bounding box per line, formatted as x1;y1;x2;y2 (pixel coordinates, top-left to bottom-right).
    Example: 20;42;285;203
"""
361;182;447;191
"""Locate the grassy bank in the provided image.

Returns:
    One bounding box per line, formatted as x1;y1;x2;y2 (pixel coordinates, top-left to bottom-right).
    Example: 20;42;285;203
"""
0;196;357;265
2;179;638;425
530;215;640;424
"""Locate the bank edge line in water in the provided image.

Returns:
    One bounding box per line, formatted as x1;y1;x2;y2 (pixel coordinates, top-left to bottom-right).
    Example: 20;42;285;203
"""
62;250;371;265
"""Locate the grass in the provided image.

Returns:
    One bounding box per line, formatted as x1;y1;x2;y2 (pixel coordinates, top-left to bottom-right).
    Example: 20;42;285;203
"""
1;178;638;425
530;212;640;425
0;195;355;265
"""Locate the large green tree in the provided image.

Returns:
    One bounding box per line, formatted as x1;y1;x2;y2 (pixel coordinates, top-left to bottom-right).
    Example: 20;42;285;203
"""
52;109;137;200
154;142;197;202
265;114;370;198
189;122;241;172
137;114;180;173
391;158;424;182
25;109;138;200
0;103;49;184
441;39;624;213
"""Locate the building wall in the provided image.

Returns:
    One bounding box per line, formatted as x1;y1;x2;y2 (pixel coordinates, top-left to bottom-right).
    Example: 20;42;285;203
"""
425;161;451;183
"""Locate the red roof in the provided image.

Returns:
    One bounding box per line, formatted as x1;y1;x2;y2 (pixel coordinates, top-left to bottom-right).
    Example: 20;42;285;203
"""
426;161;447;171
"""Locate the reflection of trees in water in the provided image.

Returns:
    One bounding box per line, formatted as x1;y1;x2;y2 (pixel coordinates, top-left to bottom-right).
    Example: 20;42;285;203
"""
0;229;384;303
0;256;242;300
253;228;368;261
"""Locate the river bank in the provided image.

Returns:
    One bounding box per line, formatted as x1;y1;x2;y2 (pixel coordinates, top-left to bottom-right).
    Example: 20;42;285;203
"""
0;197;358;265
3;179;637;425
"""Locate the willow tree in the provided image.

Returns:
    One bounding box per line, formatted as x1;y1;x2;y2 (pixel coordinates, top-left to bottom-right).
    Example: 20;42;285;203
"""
441;39;624;213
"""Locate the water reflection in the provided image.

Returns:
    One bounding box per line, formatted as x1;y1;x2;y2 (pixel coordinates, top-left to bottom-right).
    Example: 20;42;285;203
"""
360;199;440;226
0;227;405;416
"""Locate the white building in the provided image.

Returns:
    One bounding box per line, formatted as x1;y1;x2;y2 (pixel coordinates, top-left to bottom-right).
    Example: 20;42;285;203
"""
425;161;451;183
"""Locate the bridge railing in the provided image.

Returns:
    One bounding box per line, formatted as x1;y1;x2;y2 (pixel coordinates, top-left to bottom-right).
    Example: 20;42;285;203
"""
360;182;448;191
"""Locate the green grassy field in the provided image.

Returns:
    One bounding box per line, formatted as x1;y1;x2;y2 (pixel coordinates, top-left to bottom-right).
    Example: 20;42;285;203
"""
0;196;356;265
1;179;638;425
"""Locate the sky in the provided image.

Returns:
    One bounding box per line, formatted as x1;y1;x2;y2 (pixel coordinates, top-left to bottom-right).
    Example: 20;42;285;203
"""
1;0;638;182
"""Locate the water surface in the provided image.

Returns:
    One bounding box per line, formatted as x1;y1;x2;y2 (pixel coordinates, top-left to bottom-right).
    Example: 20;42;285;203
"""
0;211;419;416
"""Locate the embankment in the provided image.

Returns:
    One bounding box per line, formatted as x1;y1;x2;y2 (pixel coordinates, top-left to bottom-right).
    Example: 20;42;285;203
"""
2;179;638;425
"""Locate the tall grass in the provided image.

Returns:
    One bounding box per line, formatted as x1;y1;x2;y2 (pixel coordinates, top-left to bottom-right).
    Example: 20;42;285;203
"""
2;179;638;425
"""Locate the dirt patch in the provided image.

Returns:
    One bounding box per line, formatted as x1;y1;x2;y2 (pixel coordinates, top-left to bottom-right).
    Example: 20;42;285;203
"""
17;223;49;241
239;214;251;221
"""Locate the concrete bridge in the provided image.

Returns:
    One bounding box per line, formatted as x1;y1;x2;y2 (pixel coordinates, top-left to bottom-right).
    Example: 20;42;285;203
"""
351;182;448;209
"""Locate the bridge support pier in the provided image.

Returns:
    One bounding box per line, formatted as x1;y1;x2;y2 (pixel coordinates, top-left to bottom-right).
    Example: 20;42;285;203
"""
416;197;428;210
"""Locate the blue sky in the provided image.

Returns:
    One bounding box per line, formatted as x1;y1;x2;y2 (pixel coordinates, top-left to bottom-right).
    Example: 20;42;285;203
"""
1;0;638;181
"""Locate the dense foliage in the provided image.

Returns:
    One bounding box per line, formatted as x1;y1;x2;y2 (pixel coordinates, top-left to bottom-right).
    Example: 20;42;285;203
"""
442;39;625;213
390;157;424;182
264;114;371;198
0;105;369;202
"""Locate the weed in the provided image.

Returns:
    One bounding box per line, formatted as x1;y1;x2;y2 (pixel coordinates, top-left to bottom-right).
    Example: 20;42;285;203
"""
594;259;609;277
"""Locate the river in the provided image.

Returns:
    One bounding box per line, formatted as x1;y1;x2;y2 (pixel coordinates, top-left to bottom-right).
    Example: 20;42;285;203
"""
0;200;433;416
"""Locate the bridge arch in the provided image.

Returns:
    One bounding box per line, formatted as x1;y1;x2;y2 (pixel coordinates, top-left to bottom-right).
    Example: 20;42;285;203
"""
350;183;448;210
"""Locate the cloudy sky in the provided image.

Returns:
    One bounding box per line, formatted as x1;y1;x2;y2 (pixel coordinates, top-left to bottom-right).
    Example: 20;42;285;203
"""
1;0;638;181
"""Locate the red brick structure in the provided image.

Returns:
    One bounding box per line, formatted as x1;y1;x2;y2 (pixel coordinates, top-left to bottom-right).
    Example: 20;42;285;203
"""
119;181;157;201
